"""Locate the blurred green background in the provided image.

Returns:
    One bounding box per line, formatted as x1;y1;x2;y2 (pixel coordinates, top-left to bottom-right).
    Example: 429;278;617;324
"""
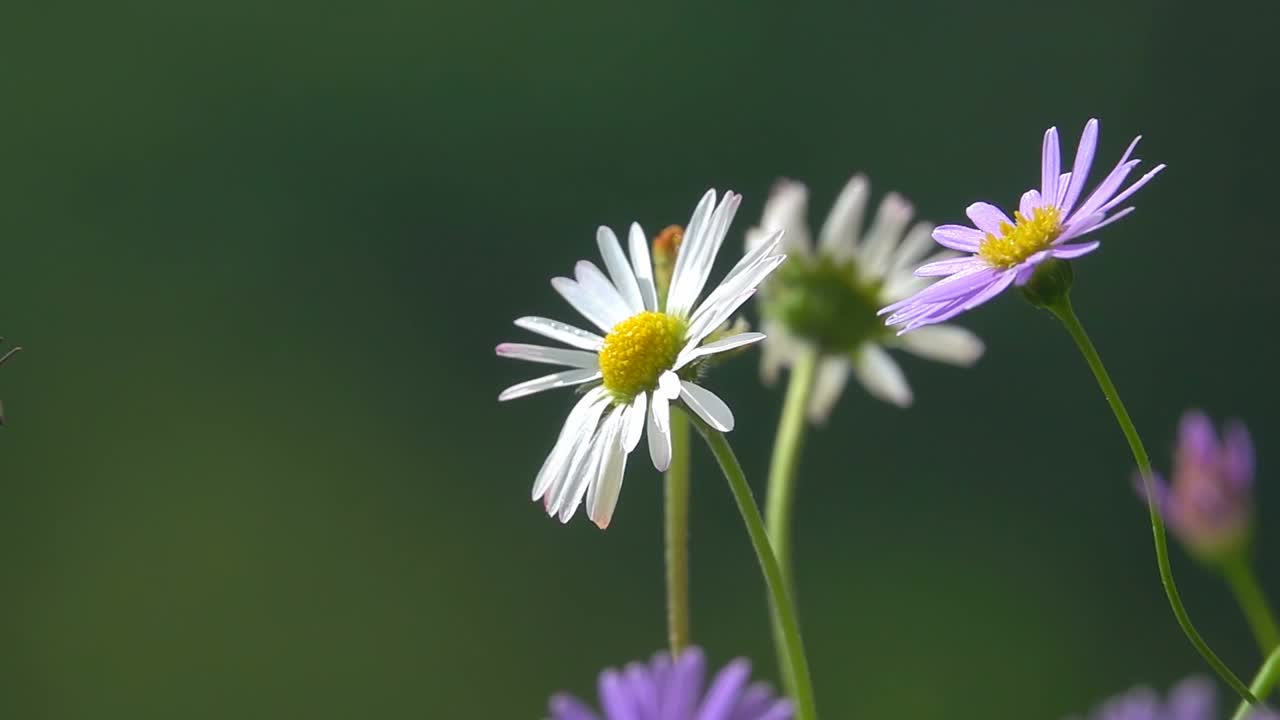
3;0;1278;717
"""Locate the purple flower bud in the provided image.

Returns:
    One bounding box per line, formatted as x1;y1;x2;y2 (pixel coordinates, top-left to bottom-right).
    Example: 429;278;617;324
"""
1137;410;1256;559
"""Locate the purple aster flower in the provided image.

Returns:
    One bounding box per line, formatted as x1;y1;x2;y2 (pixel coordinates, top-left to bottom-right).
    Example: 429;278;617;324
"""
1070;676;1277;720
1138;410;1256;559
880;118;1165;333
547;647;793;720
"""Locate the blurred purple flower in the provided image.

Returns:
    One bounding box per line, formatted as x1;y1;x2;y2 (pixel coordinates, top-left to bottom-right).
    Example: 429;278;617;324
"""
1071;676;1277;720
880;118;1164;333
1138;410;1255;558
548;647;792;720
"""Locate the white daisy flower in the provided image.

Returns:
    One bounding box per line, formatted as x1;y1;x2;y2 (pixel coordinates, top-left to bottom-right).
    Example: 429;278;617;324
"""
497;190;785;529
745;176;985;423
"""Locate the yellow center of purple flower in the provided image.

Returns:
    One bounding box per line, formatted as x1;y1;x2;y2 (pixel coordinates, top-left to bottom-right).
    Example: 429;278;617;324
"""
598;311;687;399
977;206;1062;268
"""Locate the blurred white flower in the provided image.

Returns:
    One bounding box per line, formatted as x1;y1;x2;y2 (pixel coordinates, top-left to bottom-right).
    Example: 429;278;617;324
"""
746;176;984;422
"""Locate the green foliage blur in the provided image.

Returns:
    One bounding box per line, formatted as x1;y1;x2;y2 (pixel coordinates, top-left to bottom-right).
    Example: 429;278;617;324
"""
3;0;1278;717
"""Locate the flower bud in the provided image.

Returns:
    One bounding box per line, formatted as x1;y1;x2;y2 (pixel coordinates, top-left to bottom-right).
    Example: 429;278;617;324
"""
652;225;683;302
1138;410;1255;561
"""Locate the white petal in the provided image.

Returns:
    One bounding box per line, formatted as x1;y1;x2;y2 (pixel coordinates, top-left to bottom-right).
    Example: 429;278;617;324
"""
558;408;622;523
759;179;812;256
818;174;869;261
544;420;601;513
880;269;932;302
758;319;799;386
542;389;611;507
687;249;786;334
696;290;764;353
857;191;915;279
744;227;770;257
597;226;645;314
691;330;768;358
693;190;743;286
647;392;672;471
514;316;603;351
726;229;783;287
679;380;735;432
896;325;985;366
589;421;629;529
807;357;851;424
658;370;682;400
498;368;601;402
684;291;755;353
551;277;622;334
690;232;783;332
665;189;717;315
585;417;622;520
668;191;741;317
852;345;912;407
889;221;938;273
621;391;647;453
674;332;765;370
560;438;605;523
532;388;609;501
574;261;633;325
495;342;599;369
628;222;659;311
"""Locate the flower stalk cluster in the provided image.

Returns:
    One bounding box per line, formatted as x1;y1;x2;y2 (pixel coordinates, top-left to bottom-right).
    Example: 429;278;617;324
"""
495;118;1279;718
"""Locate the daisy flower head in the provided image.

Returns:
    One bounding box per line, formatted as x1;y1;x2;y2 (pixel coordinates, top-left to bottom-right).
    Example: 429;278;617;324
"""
497;190;785;528
547;647;793;720
880;118;1166;333
745;176;984;420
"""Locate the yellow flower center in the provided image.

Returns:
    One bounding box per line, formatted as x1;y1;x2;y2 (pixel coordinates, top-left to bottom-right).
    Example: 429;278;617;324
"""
977;206;1063;268
598;311;687;399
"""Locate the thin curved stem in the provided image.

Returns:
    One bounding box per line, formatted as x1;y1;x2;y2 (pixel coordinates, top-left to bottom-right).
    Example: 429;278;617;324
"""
1046;297;1256;705
1223;552;1280;656
691;416;818;720
763;345;820;698
665;408;692;655
1233;645;1280;720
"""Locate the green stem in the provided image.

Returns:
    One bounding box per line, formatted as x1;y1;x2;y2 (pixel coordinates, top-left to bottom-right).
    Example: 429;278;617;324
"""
665;408;692;655
764;344;820;697
1046;297;1256;705
1223;552;1280;655
765;345;820;590
1233;645;1280;720
690;415;818;720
